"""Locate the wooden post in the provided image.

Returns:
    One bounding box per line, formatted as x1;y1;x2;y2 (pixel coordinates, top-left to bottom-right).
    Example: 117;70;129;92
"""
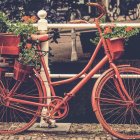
71;29;78;61
37;10;55;127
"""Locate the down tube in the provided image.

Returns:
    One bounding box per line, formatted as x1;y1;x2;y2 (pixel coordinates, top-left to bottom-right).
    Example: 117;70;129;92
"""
66;56;108;99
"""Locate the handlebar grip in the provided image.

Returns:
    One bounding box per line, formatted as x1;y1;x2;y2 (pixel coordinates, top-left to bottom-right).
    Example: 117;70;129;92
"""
69;19;89;24
30;34;49;42
87;2;106;19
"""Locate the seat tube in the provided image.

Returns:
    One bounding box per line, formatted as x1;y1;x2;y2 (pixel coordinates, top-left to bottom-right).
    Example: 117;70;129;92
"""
38;45;56;97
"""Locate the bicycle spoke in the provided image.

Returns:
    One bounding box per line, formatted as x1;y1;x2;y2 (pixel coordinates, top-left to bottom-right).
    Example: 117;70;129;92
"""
0;75;42;134
97;97;128;105
93;67;140;139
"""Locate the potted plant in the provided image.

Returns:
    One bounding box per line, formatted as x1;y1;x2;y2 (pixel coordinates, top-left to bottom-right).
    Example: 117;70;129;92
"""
0;12;39;80
0;13;38;55
103;25;140;59
14;46;41;81
11;16;39;81
91;25;140;60
103;25;139;40
0;12;20;55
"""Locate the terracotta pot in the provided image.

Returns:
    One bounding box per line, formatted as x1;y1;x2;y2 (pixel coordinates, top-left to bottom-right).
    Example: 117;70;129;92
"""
0;33;20;55
106;38;125;60
14;60;33;81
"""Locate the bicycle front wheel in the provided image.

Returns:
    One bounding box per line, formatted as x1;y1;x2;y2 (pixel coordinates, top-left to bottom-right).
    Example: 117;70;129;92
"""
92;66;140;139
0;73;43;134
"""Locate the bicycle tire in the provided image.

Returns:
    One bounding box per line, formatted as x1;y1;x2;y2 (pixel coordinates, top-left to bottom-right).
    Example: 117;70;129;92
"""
112;6;120;21
113;12;119;21
92;66;140;139
128;7;139;20
0;73;43;134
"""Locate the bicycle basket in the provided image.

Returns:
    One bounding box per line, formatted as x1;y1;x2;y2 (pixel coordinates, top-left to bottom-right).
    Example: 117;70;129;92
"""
14;60;33;81
0;33;20;55
106;38;124;60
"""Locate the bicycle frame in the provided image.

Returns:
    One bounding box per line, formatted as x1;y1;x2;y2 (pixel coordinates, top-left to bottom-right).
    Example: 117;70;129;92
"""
7;38;108;108
6;18;133;114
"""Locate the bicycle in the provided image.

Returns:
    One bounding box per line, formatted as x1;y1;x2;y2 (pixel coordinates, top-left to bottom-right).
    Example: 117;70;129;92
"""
0;3;140;140
111;1;139;21
107;1;120;21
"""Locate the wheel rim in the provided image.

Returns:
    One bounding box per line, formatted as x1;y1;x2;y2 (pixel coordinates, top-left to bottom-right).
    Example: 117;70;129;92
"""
113;12;119;20
0;74;42;134
94;67;140;139
129;8;139;20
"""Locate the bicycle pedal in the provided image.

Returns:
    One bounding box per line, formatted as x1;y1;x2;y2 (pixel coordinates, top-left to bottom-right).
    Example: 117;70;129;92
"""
48;124;57;128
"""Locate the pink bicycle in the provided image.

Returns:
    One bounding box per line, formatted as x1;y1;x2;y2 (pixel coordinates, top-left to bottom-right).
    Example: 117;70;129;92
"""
0;3;140;140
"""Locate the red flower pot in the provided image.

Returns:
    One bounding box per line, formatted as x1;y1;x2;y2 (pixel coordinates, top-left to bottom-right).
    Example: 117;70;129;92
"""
106;38;125;60
14;60;33;81
0;33;20;55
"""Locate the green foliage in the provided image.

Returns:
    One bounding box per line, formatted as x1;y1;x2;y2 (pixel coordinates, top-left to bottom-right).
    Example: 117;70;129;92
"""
0;11;37;36
0;10;39;67
91;26;140;45
0;0;46;21
8;22;37;36
0;0;26;21
0;12;9;32
103;26;140;39
18;47;40;68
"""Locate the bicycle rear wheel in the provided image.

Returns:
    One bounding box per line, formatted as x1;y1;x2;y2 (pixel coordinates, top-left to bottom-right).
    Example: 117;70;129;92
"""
92;66;140;139
0;73;43;134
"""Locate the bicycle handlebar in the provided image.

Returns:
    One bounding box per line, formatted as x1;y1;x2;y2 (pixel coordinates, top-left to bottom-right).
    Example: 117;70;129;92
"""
69;3;106;24
29;29;60;43
87;2;106;20
69;19;89;24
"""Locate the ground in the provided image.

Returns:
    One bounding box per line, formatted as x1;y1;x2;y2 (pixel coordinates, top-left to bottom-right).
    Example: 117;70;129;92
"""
0;123;119;140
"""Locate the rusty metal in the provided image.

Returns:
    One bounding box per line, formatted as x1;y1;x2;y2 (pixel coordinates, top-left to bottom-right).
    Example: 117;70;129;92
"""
48;97;69;120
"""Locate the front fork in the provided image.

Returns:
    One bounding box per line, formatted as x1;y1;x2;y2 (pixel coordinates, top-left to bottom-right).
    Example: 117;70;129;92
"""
110;63;132;102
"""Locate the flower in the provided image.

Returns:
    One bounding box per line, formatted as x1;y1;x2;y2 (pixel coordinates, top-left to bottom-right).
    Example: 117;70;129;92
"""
30;16;38;23
21;16;30;22
25;43;32;49
104;27;112;34
125;26;133;32
21;15;38;24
